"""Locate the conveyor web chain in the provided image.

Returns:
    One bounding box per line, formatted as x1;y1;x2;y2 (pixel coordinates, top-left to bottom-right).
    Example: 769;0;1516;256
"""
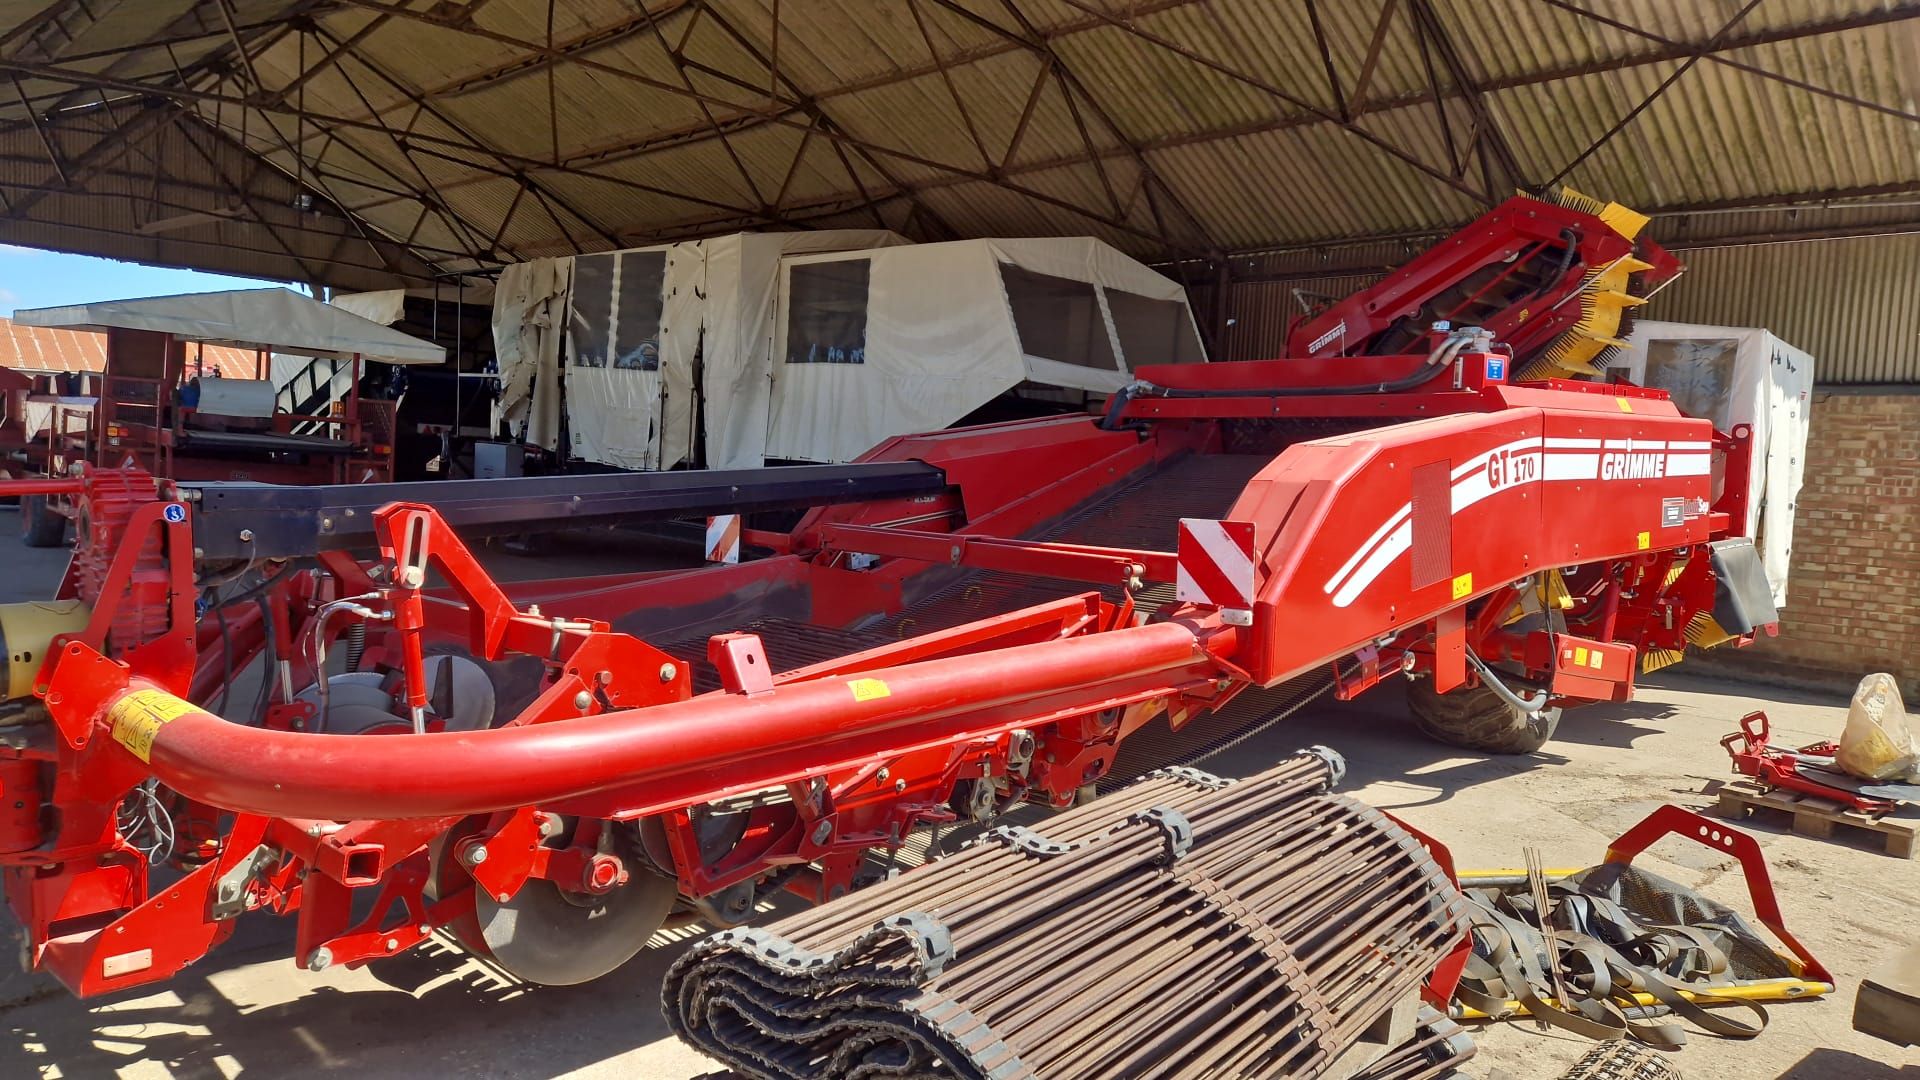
664;749;1477;1080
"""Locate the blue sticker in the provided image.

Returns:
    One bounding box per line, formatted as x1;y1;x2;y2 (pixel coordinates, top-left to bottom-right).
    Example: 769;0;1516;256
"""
1485;357;1506;381
163;504;187;523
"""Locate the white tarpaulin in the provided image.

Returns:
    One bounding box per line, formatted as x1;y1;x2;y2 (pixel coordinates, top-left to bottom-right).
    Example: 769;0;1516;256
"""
563;241;703;470
701;230;912;469
493;257;571;451
14;288;444;364
1621;320;1814;605
541;230;908;471
764;237;1205;464
328;289;407;327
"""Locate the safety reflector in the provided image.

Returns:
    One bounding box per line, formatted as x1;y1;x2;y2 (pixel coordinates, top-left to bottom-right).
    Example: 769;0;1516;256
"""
1177;519;1256;626
706;514;741;564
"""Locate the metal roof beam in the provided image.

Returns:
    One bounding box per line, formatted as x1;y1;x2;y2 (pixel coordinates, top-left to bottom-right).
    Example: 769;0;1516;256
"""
1546;0;1764;187
1542;0;1920;126
1408;0;1527;190
446;1;1920;214
1045;0;1494;205
0;197;435;281
928;0;1218;252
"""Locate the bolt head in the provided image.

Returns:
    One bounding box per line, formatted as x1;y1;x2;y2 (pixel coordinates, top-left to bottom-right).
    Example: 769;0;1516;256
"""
658;663;677;683
496;892;511;903
238;528;255;542
384;937;399;951
876;767;889;781
811;820;832;845
573;690;593;710
465;844;488;865
307;947;332;972
894;779;907;792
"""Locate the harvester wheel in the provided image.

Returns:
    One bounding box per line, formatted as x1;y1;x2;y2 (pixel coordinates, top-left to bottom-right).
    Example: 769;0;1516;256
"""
1407;676;1561;754
20;495;65;548
1409;602;1564;754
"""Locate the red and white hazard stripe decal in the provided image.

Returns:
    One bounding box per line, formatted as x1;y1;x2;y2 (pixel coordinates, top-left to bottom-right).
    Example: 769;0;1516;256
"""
706;514;741;564
1177;519;1257;623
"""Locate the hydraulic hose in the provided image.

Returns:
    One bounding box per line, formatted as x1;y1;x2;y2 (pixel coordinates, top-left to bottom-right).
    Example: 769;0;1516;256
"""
107;620;1231;822
1100;326;1491;430
1462;647;1552;714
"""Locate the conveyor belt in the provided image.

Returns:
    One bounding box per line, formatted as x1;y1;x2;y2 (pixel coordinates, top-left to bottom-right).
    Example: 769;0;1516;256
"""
659;452;1332;781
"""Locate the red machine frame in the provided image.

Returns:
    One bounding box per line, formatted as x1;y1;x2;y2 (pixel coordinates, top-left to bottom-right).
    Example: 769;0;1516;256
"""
0;193;1776;1001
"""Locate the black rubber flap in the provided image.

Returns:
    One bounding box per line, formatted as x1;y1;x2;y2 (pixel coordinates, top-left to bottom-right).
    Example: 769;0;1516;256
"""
1709;537;1780;635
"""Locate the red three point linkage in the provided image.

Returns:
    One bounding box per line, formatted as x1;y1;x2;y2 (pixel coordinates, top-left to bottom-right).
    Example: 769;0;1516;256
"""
385;506;435;734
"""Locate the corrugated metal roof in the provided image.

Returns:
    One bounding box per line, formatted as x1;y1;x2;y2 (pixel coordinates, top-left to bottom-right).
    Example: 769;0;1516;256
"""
0;0;1917;292
0;316;257;374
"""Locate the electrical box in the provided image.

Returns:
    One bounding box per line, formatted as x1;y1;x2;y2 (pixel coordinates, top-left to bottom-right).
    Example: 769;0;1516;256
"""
474;442;525;479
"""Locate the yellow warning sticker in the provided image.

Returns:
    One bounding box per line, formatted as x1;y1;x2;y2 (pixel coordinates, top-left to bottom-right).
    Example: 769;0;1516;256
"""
1636;531;1651;550
848;678;892;703
108;689;195;763
1616;398;1634;413
1573;646;1590;668
1450;573;1473;600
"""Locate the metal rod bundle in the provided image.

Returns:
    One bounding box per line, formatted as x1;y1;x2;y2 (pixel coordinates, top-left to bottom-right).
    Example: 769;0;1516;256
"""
663;748;1474;1079
1347;1008;1477;1080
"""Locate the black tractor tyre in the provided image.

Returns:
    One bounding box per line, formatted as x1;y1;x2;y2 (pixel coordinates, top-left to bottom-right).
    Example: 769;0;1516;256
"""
1407;676;1562;754
21;495;66;548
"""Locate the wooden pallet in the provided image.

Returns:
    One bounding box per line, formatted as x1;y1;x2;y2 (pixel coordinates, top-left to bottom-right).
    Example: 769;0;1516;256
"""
1714;778;1916;858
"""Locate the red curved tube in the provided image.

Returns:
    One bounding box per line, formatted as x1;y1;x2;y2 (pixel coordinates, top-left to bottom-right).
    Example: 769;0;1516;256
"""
124;620;1228;821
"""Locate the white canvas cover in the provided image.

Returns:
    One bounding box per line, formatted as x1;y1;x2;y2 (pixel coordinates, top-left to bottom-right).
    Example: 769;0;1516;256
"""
493;257;572;451
536;230;909;471
1621;320;1814;605
328;289;407;326
14;288;444;365
562;241;703;470
702;230;913;469
764;237;1205;464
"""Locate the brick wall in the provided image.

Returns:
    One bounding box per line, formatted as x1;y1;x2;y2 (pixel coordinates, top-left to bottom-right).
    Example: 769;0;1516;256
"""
1698;391;1920;692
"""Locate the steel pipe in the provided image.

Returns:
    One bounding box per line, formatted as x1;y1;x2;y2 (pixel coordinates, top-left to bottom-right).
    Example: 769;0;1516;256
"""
113;620;1229;821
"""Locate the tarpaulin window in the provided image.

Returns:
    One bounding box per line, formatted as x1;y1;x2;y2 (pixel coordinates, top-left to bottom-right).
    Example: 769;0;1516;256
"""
786;259;871;364
569;250;667;370
1643;337;1739;429
1104;287;1206;366
1000;264;1117;371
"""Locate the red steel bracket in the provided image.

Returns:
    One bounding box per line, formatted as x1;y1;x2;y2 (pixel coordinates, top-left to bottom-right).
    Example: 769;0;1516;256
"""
1604;803;1833;983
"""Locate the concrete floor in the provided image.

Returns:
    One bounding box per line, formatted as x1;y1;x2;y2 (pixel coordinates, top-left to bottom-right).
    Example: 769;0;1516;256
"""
0;511;1915;1078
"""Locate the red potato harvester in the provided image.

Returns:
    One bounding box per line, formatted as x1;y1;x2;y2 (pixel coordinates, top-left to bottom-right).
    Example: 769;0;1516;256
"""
0;190;1784;997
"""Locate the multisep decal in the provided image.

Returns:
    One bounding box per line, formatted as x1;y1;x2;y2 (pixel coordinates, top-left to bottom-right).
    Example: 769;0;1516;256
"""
1485;357;1505;381
163;504;187;523
1322;436;1713;608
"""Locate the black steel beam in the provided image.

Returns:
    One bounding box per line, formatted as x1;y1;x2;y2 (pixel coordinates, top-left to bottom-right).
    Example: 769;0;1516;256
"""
181;462;950;560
